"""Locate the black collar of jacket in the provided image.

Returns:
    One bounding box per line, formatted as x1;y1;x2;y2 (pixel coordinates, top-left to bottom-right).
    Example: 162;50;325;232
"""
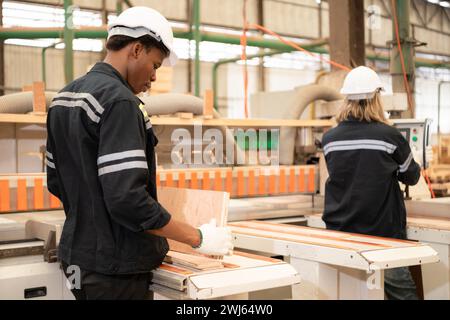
89;62;134;92
342;116;369;123
89;62;145;105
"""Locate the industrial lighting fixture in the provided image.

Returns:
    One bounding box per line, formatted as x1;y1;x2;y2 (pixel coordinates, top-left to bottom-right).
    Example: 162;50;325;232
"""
439;1;450;7
427;0;440;4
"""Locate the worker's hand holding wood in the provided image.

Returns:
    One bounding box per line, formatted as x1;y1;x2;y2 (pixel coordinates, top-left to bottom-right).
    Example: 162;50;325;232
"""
193;219;233;256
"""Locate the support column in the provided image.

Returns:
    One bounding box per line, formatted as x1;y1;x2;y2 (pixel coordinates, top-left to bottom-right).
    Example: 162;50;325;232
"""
187;0;193;94
390;0;416;118
328;0;365;70
64;0;74;84
193;0;201;97
257;0;266;92
0;0;5;95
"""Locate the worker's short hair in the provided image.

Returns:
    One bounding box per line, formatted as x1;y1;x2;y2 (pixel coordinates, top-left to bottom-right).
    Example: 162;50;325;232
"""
106;35;170;57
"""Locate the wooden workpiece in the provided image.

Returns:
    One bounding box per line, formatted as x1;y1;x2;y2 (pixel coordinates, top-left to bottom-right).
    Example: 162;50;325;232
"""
407;215;450;231
151;250;300;299
157;187;229;256
165;251;224;271
229;220;418;252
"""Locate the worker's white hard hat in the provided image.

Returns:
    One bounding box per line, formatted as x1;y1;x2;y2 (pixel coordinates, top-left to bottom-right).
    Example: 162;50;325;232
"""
340;66;385;100
108;6;178;66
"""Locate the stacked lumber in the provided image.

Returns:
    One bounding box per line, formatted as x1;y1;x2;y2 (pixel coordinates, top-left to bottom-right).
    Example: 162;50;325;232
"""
150;67;173;94
439;135;450;164
427;164;450;197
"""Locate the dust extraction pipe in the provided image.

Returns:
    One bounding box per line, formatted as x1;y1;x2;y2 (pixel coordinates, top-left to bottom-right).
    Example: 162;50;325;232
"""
280;84;343;165
0;91;57;113
140;93;204;116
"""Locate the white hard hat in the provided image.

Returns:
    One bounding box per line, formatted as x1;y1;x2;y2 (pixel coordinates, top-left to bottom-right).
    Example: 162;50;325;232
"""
108;6;178;66
340;66;385;100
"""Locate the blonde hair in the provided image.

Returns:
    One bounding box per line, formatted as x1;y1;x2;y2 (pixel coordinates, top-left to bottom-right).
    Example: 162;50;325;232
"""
336;92;389;125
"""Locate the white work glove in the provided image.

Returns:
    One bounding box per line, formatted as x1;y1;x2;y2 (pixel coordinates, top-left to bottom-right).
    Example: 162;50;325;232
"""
193;219;233;256
412;149;423;168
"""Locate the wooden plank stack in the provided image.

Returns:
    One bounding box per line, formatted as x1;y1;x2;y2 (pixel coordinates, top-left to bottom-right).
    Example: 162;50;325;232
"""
427;164;450;197
150;67;173;94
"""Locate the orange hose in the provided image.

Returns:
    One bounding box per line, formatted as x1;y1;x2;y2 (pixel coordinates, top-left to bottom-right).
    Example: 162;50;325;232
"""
248;23;351;72
422;169;436;198
239;22;351;119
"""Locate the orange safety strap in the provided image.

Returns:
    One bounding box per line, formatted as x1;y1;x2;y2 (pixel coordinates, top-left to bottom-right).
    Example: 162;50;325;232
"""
308;167;315;193
258;172;265;195
17;179;28;211
289;167;296;193
237;170;245;197
226;171;233;195
156;173;161;187
279;168;286;193
34;178;44;210
0;180;10;212
178;172;186;189
214;170;222;191
166;172;174;187
298;168;305;192
248;169;255;196
191;172;198;189
49;194;61;209
268;171;276;194
202;171;210;190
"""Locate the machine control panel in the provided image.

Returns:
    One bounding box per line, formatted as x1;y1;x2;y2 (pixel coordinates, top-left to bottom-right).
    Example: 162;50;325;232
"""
392;119;432;168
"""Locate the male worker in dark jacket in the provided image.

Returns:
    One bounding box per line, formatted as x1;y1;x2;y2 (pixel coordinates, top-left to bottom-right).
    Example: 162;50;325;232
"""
46;6;232;300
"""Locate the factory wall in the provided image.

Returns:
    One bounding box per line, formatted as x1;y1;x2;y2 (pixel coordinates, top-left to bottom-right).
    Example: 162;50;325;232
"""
4;45;101;93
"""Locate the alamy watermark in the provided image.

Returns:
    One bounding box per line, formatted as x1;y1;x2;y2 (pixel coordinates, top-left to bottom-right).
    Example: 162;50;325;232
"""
366;265;382;290
170;124;280;166
65;264;81;290
65;5;78;30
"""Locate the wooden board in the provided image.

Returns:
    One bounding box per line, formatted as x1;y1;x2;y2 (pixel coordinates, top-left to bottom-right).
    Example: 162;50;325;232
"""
150;67;173;94
165;250;224;270
408;215;450;231
157;187;229;256
0;113;333;128
229;220;419;253
32;82;46;113
203;89;214;118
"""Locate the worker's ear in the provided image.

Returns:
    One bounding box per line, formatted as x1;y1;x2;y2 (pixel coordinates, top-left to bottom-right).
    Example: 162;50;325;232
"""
129;41;144;60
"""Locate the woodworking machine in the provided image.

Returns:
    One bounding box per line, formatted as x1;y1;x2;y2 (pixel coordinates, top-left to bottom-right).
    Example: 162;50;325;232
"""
0;212;301;300
0;212;71;300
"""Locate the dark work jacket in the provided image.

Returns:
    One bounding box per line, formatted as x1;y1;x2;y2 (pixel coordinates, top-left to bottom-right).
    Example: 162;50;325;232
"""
322;118;420;239
46;62;171;274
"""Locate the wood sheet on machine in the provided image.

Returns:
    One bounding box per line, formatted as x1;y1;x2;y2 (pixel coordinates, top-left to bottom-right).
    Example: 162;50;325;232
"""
157;186;229;257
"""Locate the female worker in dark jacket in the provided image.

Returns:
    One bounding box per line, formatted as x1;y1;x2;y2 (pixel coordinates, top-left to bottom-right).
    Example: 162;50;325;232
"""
322;66;421;300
